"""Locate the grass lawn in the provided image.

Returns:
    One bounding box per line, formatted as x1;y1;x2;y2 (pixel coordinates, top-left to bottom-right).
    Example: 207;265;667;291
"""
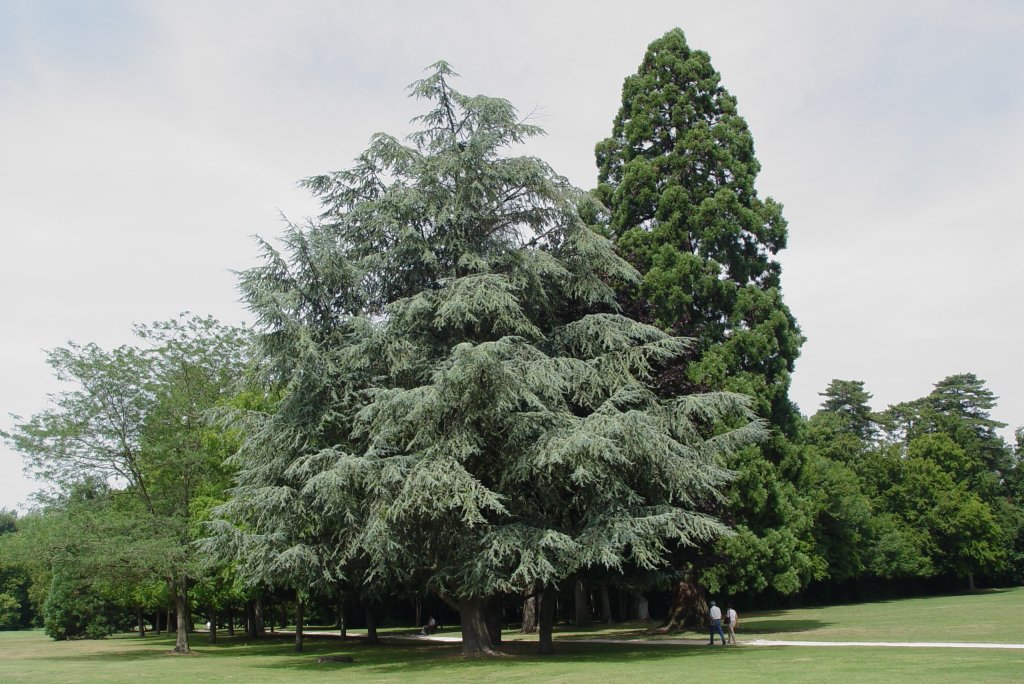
1;589;1022;683
542;585;1024;645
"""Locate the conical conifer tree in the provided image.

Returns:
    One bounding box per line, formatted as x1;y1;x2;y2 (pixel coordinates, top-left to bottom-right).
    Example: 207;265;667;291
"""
222;63;765;655
595;28;803;427
596;30;817;609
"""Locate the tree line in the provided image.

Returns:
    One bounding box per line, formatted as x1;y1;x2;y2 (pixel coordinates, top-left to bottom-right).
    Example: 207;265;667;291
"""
1;29;1021;657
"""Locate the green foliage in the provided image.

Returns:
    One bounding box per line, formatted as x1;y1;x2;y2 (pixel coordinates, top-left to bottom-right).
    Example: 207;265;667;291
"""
595;29;810;600
804;372;1022;589
42;568;132;640
817;379;876;440
595;28;803;429
0;512;33;630
0;594;20;631
3;315;251;649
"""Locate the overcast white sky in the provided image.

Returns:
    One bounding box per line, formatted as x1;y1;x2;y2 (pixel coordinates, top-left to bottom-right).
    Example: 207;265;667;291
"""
2;1;1022;511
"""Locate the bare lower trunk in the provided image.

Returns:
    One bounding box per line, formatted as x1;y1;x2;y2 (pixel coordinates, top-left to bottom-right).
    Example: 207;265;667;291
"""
166;606;172;635
227;606;235;637
457;596;496;655
208;606;218;644
246;598;265;638
338;601;346;638
294;590;304;653
414;596;422;631
365;605;378;644
574;579;587;626
600;584;612;624
486;595;503;646
661;578;707;631
254;598;265;636
538;588;555;655
521;592;538;633
634;592;650;622
170;581;191;654
617;587;630;621
137;607;146;637
968;572;976;591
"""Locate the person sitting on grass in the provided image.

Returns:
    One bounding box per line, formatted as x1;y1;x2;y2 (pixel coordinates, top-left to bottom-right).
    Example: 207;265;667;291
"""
421;616;438;635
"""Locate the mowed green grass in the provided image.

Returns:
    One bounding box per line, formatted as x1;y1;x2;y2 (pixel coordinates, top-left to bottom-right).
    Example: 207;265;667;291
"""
1;589;1022;684
545;585;1024;644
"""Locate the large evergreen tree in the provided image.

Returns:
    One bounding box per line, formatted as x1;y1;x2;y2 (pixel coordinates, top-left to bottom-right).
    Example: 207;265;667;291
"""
223;63;766;655
595;29;813;606
595;28;802;428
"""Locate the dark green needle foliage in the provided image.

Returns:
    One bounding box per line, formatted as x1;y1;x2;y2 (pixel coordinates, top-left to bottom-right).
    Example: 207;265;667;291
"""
221;63;765;655
596;30;811;600
595;27;802;427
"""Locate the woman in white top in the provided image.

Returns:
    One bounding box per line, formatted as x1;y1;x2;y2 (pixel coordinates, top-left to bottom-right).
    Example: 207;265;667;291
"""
726;605;738;645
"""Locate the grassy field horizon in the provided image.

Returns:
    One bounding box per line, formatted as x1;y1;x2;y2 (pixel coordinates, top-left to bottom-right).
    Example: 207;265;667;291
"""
2;588;1022;683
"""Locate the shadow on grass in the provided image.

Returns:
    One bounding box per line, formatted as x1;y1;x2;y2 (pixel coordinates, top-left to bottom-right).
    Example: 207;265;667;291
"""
53;632;746;676
741;620;833;634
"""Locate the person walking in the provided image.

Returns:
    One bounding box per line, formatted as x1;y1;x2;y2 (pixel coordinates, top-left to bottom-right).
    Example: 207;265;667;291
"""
708;601;726;645
726;605;738;645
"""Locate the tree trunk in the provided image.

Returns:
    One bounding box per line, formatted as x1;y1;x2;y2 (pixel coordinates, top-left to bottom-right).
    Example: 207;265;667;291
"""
521;592;538;633
457;596;496;655
338;601;347;638
208;606;218;644
538;588;555;655
254;598;265;636
967;572;976;591
414;596;422;632
227;606;235;637
137;607;146;637
245;602;252;636
600;584;613;624
247;598;265;638
365;605;379;644
294;590;304;653
486;595;503;646
661;578;707;631
166;606;172;635
634;592;650;622
617;587;630;621
574;579;588;626
170;581;191;654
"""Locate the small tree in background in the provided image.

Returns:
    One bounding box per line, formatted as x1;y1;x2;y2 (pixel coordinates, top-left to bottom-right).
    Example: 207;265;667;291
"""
4;316;250;652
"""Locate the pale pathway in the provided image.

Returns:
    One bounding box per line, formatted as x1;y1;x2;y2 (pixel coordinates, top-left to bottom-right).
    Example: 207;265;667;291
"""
383;633;1024;650
746;639;1024;650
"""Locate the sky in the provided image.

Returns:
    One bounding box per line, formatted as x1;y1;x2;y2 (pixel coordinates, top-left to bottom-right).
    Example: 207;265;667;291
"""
1;0;1022;511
